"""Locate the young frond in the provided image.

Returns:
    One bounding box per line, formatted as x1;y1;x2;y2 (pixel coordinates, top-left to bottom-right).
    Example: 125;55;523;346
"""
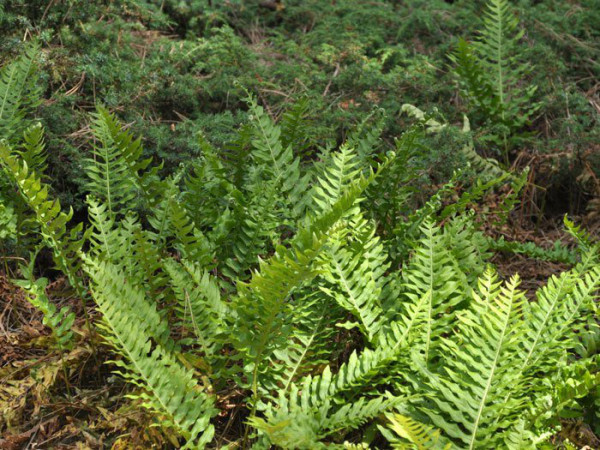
86;108;140;217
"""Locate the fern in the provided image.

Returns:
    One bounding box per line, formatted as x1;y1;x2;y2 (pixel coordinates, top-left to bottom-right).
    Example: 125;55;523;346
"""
417;269;527;449
320;215;388;342
86;108;140;217
253;291;429;447
231;162;383;401
0;44;41;143
401;219;464;363
163;258;225;357
85;258;216;449
0;143;89;303
14;254;76;350
451;0;539;160
381;414;451;449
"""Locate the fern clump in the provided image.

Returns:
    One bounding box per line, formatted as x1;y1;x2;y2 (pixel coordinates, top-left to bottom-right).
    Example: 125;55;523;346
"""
1;90;599;448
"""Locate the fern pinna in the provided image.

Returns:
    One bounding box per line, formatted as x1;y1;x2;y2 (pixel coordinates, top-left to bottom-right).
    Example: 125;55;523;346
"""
2;83;599;448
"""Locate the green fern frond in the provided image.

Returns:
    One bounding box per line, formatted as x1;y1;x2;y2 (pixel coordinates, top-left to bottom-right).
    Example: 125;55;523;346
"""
451;0;539;156
85;258;216;448
86;108;139;217
0;143;89;302
246;95;311;209
163;258;225;357
269;293;336;397
14;255;75;350
91;105;159;207
402;219;464;363
312;144;362;214
419;269;526;449
488;236;577;264
17;122;47;175
382;414;451;449
253;291;428;447
321;215;388;342
232;159;388;401
0;44;41;143
520;265;600;372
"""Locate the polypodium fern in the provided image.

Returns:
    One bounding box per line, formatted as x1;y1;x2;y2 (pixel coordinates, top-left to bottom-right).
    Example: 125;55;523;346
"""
0;44;41;143
416;269;527;449
231;159;385;402
0;142;89;303
451;0;539;160
14;254;76;350
85;258;216;449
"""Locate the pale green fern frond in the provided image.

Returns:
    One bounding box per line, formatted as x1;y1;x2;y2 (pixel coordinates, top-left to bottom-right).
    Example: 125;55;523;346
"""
381;414;451;449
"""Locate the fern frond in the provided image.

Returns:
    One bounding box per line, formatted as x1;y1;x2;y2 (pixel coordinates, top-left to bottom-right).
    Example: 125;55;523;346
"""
85;258;216;448
253;290;428;447
521;265;600;372
321;215;388;342
0;143;89;301
418;269;526;449
382;414;451;449
163;258;225;357
268;293;337;397
86;108;139;217
14;255;75;350
401;219;464;363
232;158;388;400
17;122;47;175
312;144;362;214
0;45;41;143
489;236;577;264
246;95;311;209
